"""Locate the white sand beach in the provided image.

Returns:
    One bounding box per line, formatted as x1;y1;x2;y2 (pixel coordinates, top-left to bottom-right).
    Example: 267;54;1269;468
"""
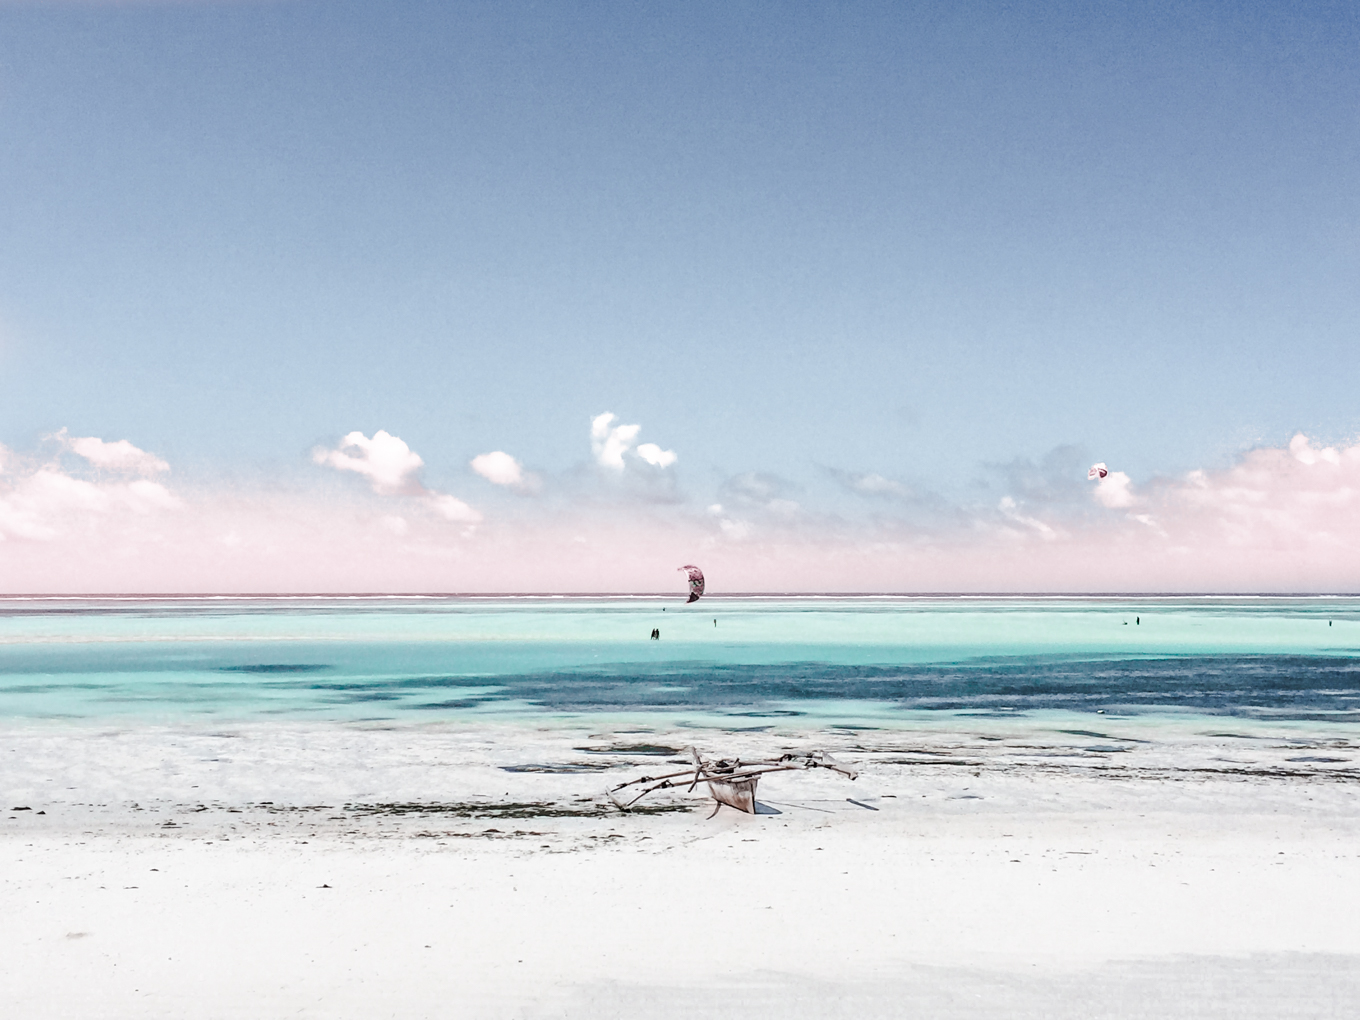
3;721;1359;1018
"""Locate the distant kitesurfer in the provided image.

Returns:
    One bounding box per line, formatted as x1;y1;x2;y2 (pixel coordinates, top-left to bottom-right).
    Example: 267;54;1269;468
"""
678;565;705;603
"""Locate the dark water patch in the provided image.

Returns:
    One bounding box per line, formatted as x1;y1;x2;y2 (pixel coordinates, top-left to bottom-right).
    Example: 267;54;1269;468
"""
724;710;806;718
1287;756;1350;763
0;683;108;694
220;664;330;674
857;747;955;756
1056;729;1150;743
1013;750;1112;758
575;744;683;756
411;700;487;710
500;763;617;773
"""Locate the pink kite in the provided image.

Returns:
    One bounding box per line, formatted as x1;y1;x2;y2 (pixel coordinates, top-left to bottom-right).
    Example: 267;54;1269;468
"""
678;565;705;603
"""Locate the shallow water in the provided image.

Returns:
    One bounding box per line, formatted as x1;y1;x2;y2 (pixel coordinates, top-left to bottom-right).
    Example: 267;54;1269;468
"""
1;595;1358;730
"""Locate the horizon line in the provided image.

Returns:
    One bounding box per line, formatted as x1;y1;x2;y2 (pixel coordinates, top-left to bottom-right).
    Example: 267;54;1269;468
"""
0;591;1357;600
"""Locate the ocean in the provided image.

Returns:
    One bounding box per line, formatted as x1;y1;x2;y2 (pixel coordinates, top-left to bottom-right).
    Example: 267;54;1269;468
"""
2;594;1358;733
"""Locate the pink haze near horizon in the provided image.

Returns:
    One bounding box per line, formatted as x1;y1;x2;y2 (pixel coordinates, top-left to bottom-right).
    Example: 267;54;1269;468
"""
1;430;1358;594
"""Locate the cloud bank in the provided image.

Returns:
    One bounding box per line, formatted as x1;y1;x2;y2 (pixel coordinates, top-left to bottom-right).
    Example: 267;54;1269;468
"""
3;430;1360;592
0;436;180;546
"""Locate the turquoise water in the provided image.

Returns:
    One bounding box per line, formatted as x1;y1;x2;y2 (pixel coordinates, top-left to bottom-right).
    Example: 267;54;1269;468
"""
2;595;1359;726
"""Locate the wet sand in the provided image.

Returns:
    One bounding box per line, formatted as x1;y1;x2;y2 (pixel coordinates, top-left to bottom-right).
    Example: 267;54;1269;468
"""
3;721;1360;1018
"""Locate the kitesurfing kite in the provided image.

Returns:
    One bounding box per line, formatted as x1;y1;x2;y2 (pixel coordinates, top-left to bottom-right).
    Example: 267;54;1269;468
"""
1088;463;1109;480
679;564;705;603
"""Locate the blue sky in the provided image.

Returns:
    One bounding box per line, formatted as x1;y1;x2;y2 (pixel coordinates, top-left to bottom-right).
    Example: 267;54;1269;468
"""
0;1;1358;592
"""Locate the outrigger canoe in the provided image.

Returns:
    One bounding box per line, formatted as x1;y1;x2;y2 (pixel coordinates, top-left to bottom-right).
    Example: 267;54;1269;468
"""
608;748;857;815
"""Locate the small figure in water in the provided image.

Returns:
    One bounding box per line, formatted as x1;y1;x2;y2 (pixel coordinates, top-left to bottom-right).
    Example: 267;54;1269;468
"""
650;628;660;640
1136;616;1140;625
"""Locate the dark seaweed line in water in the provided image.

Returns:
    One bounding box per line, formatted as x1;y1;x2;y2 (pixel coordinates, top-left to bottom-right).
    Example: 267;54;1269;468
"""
873;760;1360;782
1066;764;1360;782
289;655;1360;720
9;654;1360;723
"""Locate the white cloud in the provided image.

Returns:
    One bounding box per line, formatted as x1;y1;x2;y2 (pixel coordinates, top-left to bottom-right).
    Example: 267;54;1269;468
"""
827;469;909;499
0;464;182;543
59;432;170;475
1289;433;1341;466
635;443;677;468
470;451;523;486
313;430;423;495
314;429;482;526
590;413;640;470
425;493;482;523
721;472;801;515
1092;471;1135;508
470;450;541;493
849;473;905;497
590;413;675;470
718;517;752;540
999;496;1056;539
125;479;181;511
706;499;753;540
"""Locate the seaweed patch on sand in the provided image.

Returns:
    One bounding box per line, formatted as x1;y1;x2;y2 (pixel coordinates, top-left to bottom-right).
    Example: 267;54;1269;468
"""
344;800;692;819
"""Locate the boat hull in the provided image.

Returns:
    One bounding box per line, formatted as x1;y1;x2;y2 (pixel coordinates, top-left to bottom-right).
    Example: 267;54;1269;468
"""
706;775;758;814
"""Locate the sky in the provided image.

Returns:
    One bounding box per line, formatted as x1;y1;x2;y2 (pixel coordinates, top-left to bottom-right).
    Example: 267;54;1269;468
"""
0;0;1357;592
